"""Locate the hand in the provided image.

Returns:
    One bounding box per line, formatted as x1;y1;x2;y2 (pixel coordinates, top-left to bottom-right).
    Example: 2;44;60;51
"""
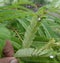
0;40;18;63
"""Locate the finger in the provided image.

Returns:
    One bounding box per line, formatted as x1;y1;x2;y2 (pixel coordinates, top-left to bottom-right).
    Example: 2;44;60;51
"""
0;57;18;63
3;40;14;57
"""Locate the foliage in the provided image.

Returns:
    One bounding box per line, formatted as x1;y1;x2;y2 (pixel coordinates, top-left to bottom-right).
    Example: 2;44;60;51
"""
0;0;60;63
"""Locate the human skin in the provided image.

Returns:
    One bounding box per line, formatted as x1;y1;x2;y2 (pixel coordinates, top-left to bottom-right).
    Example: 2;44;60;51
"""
3;40;14;57
0;57;18;63
0;40;18;63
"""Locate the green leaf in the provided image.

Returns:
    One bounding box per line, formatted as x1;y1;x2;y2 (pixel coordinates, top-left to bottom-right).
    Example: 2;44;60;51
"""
23;16;41;48
0;24;11;40
14;48;34;57
0;39;5;58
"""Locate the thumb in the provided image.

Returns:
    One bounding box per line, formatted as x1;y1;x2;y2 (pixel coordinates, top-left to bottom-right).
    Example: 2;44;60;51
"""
0;57;18;63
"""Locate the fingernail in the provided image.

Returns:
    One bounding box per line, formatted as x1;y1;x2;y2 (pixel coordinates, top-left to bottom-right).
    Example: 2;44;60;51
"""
10;59;18;63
